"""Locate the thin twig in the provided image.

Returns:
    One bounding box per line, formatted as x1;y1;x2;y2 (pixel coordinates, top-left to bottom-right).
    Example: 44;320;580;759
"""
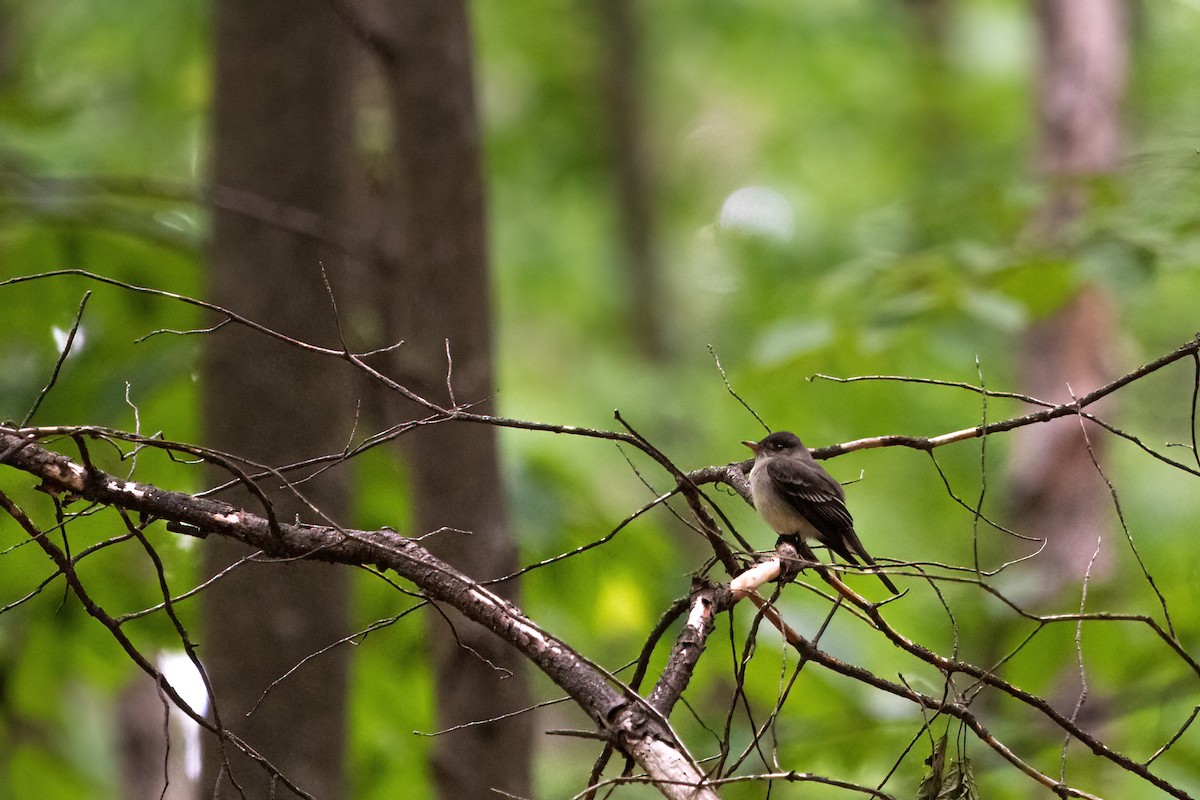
21;291;91;427
709;344;769;434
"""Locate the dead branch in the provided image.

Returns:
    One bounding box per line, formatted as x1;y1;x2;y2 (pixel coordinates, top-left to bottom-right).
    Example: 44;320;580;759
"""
0;427;718;799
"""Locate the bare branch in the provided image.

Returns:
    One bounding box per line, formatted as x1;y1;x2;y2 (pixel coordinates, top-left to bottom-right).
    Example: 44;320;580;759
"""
0;428;712;796
810;333;1200;459
21;290;91;427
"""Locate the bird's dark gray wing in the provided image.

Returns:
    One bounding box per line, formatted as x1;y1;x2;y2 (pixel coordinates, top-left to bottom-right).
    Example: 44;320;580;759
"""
764;457;855;540
764;454;898;593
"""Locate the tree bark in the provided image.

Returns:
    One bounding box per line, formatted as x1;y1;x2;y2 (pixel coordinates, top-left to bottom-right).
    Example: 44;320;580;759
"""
200;1;355;796
352;1;535;797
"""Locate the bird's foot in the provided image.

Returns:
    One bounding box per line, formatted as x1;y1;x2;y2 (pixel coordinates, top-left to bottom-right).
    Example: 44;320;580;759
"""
773;535;806;584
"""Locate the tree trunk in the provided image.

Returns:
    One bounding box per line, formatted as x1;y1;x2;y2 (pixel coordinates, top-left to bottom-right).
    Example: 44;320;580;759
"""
595;0;668;361
200;1;355;796
354;2;535;797
1009;0;1128;591
1028;0;1128;241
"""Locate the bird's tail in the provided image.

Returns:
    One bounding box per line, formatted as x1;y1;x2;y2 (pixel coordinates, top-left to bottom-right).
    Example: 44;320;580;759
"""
851;550;899;595
829;531;899;594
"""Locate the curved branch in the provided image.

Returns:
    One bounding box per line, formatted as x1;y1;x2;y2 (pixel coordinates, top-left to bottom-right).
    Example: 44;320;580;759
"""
0;427;716;799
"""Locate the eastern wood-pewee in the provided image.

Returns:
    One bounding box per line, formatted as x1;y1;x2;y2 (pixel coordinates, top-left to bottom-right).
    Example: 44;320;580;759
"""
743;431;898;593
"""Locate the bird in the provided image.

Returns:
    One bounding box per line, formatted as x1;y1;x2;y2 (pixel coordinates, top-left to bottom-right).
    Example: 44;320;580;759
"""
742;431;898;593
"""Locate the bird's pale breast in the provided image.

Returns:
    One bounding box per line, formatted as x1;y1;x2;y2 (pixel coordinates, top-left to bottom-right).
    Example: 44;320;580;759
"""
749;461;822;540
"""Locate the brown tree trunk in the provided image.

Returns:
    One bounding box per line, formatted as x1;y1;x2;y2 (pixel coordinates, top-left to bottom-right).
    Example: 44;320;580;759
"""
1009;0;1128;591
352;1;535;797
595;0;668;360
200;1;355;796
1028;0;1128;241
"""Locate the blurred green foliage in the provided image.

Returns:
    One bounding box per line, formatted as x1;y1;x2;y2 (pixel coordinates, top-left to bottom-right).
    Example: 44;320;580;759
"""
3;0;1200;798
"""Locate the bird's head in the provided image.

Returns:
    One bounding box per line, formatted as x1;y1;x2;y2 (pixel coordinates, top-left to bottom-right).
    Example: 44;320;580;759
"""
741;430;806;456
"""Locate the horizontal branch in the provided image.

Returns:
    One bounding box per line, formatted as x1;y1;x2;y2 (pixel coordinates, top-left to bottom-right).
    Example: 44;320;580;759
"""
811;333;1200;458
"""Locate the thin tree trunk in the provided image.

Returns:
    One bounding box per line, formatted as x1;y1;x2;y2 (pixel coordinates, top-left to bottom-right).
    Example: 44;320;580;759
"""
1028;0;1128;241
595;0;668;360
1009;0;1127;590
354;2;535;797
200;1;355;796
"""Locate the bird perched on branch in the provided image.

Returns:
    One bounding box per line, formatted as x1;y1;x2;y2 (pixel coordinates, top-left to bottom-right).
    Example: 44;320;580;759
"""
742;431;898;594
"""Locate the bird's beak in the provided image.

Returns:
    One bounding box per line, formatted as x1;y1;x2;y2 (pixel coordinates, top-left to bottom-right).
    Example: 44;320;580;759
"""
741;440;760;454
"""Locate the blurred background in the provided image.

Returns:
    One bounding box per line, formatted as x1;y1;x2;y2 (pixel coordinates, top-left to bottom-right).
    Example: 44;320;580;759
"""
2;0;1200;798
